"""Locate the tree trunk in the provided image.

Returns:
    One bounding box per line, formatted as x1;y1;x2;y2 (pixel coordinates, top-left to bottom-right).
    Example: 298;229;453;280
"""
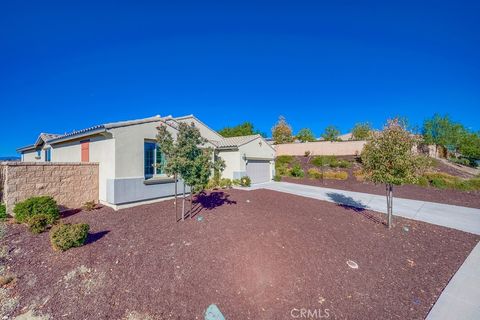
174;173;178;221
182;181;185;221
385;183;393;228
190;186;193;218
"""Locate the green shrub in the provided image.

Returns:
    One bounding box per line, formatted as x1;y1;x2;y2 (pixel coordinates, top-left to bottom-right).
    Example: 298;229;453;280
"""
416;176;429;187
27;214;50;234
311;155;338;167
50;223;90;251
464;178;480;190
219;178;233;188
307;168;322;179
206;178;218;189
449;157;472;167
289;164;304;178
239;176;251;187
14;196;59;224
0;203;6;221
82;201;96;211
276;155;294;166
336;160;352;168
232;179;241;186
323;171;349;180
275;155;294;176
273;175;282;182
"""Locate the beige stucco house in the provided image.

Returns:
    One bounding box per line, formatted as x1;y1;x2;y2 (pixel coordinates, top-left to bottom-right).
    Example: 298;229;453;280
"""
17;115;275;208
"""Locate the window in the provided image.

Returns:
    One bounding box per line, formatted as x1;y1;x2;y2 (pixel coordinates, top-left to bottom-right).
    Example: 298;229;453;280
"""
45;148;51;162
144;142;165;178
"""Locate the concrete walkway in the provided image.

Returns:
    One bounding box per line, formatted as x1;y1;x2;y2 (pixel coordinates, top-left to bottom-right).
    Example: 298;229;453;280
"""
246;181;480;320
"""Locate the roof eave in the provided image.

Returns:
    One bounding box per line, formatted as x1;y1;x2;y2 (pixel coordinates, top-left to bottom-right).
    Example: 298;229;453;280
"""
47;127;107;145
16;145;36;153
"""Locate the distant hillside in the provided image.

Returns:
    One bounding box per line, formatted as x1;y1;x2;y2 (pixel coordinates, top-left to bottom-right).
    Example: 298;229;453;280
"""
0;156;21;161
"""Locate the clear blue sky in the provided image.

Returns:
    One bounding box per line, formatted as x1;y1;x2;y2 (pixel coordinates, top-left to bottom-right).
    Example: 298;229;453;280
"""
1;1;479;156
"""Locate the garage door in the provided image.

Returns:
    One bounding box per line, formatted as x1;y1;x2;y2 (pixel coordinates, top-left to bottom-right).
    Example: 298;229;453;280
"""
246;160;271;184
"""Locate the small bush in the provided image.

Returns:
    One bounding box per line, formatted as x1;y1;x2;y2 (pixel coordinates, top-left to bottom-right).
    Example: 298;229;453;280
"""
50;223;90;251
416;176;429;187
27;214;50;234
276;155;294;166
464;178;480;190
239;176;251;187
219;178;233;188
307;168;322;179
353;170;366;182
311;155;336;167
83;201;96;211
273;175;282;182
336;160;352;168
449;157;471;167
206;178;218;189
275;155;294;176
14;196;59;224
0;203;6;221
323;171;348;180
289;164;304;178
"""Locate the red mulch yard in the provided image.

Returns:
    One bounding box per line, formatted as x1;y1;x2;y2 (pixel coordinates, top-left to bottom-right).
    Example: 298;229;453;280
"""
284;156;480;208
3;189;478;319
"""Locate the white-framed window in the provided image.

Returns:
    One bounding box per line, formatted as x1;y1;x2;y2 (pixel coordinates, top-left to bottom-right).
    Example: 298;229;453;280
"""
144;141;166;178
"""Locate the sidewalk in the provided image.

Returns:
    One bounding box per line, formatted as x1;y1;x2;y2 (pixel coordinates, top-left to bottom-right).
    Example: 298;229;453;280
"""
247;181;480;320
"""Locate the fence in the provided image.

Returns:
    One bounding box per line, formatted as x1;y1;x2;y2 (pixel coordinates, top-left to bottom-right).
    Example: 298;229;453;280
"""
274;140;367;156
0;162;99;216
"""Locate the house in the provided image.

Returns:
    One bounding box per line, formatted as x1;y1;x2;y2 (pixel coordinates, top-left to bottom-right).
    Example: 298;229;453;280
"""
16;115;275;209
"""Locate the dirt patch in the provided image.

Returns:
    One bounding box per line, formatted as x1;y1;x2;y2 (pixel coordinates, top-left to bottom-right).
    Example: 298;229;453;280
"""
286;156;480;208
4;189;479;319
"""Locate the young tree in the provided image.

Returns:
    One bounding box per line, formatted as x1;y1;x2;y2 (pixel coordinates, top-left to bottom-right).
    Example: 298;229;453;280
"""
458;131;480;163
361;119;427;228
218;122;264;137
272;116;294;144
296;128;316;143
156;122;225;220
321;125;340;142
351;122;372;140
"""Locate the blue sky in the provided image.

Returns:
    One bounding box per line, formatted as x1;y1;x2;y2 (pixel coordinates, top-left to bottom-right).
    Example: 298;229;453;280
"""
1;0;479;156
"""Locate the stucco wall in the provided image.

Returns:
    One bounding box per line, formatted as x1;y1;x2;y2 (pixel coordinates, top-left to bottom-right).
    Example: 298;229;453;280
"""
22;150;40;162
1;162;99;216
111;120;177;178
176;117;223;142
217;150;241;179
275;141;367;156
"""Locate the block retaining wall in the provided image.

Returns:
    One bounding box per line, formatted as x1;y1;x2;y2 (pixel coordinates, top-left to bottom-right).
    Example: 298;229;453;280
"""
0;162;99;216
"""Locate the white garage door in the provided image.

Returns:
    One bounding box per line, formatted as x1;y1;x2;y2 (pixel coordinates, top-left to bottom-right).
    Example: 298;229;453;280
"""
246;160;271;184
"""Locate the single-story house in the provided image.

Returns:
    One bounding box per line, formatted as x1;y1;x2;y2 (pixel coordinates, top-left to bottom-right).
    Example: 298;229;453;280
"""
17;115;275;208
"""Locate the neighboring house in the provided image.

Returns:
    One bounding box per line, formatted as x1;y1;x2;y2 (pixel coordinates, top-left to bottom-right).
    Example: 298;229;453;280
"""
17;115;275;208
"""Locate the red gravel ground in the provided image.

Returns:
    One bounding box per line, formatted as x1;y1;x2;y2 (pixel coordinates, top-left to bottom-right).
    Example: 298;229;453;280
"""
3;189;478;319
285;156;480;208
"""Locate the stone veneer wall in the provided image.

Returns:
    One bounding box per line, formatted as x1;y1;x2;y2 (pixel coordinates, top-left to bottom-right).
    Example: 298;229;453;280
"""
0;162;99;216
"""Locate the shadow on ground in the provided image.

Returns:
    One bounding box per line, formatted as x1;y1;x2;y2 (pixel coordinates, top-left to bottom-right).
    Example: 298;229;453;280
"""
326;192;386;225
189;191;237;217
85;231;110;245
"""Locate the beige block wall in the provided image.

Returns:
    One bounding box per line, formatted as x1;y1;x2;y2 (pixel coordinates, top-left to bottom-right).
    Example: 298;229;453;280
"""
1;162;99;216
275;141;367;156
